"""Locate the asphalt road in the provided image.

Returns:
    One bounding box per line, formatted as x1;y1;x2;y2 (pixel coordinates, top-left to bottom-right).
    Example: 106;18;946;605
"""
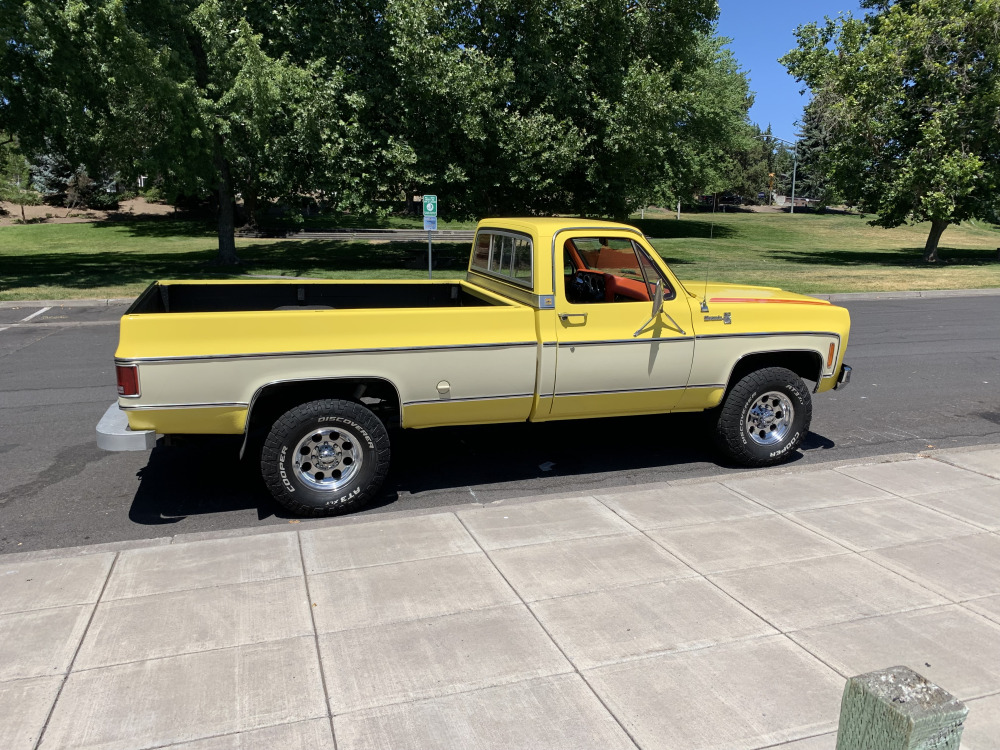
1;296;998;554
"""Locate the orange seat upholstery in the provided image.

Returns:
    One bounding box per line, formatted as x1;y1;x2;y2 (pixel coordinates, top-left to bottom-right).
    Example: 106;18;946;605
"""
604;274;649;302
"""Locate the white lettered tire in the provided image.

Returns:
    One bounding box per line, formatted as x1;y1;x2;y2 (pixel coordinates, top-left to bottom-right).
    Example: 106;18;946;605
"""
261;399;390;516
715;367;812;467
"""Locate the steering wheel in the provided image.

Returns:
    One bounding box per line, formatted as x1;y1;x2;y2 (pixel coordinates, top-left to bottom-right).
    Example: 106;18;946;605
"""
569;271;605;303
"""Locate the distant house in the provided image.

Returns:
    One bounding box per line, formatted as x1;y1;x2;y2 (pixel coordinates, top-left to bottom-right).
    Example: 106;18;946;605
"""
773;195;817;208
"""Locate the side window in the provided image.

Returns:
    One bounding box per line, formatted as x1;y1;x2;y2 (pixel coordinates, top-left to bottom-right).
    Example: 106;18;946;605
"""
635;247;674;300
512;238;532;282
471;231;533;288
472;234;490;268
564;237;673;304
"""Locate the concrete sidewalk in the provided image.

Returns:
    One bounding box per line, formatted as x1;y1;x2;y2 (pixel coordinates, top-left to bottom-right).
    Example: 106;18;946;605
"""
2;448;1000;750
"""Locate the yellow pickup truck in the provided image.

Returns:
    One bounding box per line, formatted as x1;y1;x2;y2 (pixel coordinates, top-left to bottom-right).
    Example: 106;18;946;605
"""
97;217;851;516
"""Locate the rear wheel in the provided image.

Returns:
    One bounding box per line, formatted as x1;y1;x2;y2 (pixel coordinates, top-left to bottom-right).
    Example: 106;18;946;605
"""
715;367;811;467
261;399;390;516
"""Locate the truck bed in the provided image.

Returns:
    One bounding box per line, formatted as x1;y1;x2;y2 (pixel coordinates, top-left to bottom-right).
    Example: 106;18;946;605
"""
127;281;498;314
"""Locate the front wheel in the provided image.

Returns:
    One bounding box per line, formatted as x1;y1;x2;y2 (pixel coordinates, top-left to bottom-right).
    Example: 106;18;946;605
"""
714;367;812;467
261;399;390;516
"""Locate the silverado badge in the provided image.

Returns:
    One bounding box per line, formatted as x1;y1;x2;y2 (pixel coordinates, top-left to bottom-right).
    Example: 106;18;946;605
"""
704;312;732;324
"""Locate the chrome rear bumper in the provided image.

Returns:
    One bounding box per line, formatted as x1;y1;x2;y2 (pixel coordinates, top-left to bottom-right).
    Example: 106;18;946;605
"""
96;403;157;451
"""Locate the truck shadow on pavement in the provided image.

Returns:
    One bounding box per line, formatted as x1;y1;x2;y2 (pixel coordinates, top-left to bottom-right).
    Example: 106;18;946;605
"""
128;437;285;524
128;415;837;524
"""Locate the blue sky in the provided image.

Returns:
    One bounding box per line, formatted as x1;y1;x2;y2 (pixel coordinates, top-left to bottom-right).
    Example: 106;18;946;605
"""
716;1;864;141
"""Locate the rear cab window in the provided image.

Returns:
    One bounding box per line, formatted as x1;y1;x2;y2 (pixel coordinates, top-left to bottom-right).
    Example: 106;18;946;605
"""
471;230;534;288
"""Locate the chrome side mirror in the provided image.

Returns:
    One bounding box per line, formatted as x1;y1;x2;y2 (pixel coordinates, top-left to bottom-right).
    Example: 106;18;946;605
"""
634;280;664;337
633;279;686;337
651;280;664;318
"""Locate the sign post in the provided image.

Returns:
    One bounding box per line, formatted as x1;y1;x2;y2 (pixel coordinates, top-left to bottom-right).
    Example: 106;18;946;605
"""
422;195;437;279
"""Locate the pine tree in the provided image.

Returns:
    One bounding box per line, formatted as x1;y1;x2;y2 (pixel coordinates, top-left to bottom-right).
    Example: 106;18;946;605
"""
0;138;42;222
792;102;839;210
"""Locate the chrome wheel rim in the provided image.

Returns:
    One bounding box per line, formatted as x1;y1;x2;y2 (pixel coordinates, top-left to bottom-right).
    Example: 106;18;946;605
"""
293;426;364;492
746;391;794;446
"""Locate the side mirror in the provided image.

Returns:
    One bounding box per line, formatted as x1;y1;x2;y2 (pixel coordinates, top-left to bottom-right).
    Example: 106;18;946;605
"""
651;280;664;318
634;278;686;337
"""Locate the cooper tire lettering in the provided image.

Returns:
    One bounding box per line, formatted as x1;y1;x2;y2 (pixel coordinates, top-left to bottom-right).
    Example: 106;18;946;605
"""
261;398;390;517
714;367;812;468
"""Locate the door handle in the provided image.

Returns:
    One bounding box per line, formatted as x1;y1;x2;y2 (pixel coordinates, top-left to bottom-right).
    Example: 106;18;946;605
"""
558;313;588;322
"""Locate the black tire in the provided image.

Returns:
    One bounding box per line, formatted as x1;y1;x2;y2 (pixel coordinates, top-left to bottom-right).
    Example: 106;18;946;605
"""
715;367;812;467
261;399;390;516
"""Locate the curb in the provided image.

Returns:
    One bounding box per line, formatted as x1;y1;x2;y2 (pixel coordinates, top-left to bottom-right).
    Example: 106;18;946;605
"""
3;288;1000;309
0;298;134;309
813;288;1000;302
4;442;997;563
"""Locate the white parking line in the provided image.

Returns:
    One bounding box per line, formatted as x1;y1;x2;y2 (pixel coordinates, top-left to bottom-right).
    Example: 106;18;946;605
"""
0;306;54;334
19;306;52;322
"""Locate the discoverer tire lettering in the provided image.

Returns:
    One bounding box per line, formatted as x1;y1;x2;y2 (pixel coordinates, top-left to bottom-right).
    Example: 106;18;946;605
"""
261;399;390;517
715;367;812;467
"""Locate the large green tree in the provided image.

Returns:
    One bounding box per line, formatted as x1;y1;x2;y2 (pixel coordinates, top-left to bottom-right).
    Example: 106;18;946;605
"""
446;1;752;218
221;0;753;220
2;0;752;250
782;0;1000;261
1;0;357;262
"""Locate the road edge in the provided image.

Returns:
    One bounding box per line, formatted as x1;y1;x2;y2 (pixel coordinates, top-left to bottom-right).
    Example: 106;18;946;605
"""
4;442;996;563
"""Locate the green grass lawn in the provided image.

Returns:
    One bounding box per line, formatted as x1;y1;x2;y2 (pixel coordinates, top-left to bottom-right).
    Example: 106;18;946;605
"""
1;210;998;300
633;208;1000;294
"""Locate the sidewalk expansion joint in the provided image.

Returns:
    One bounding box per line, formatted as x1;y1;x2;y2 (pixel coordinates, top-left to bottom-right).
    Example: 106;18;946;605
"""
755;730;835;750
452;512;645;750
590;490;793;638
32;550;121;750
96;570;305;605
64;634;318;677
114;718;327;750
294;530;337;748
927;452;1000;482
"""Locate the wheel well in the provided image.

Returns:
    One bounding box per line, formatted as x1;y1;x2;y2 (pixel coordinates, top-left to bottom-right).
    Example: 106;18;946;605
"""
245;377;402;444
724;351;823;394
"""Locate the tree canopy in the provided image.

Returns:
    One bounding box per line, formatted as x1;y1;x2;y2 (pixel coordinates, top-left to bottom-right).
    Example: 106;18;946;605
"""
782;0;1000;261
1;1;752;260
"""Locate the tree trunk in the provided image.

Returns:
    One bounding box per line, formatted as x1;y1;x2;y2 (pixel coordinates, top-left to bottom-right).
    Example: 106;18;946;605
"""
214;146;240;265
20;202;25;222
923;219;948;263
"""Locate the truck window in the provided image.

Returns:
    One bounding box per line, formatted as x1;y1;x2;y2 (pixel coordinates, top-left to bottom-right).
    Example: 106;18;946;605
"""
564;237;673;304
471;230;534;288
512;238;532;282
472;234;491;268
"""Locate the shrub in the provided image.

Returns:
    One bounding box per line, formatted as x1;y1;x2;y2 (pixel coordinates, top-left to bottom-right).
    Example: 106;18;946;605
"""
140;186;165;203
86;192;120;211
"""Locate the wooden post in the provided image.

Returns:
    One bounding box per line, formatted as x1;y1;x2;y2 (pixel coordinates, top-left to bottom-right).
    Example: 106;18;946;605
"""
836;666;968;750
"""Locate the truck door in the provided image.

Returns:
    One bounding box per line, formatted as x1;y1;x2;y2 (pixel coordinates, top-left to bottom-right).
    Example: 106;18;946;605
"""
549;234;695;419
